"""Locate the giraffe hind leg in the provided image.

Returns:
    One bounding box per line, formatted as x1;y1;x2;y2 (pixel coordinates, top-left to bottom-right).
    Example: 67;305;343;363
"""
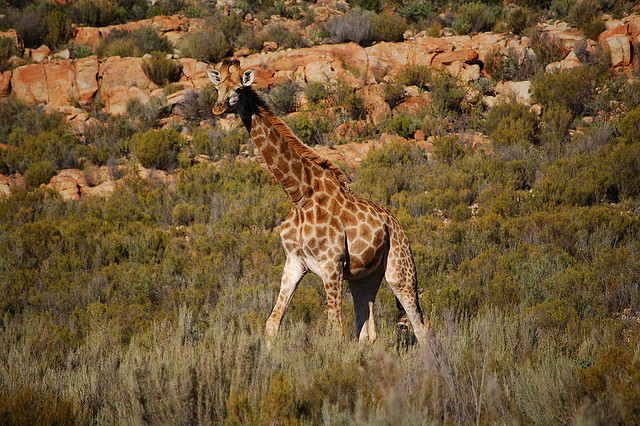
348;260;385;343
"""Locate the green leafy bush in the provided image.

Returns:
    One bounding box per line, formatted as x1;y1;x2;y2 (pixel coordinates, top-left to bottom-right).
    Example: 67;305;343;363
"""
506;5;537;35
529;29;566;70
304;82;331;105
179;25;231;63
286;113;334;146
263;23;306;49
265;80;299;115
370;12;407;42
141;52;182;86
430;70;464;114
454;2;499;35
97;26;173;57
485;103;538;146
23;161;56;188
383;83;405;110
396;0;434;23
533;66;597;117
179;84;217;122
70;0;122;27
386;113;421;139
396;64;431;89
131;128;184;170
192;127;244;159
619;107;640;144
0;36;17;72
44;10;74;49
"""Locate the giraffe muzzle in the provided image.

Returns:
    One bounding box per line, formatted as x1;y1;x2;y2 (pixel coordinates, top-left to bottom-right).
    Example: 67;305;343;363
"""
213;104;227;115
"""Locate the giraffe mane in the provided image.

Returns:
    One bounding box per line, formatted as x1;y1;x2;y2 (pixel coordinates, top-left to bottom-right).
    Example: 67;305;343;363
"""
255;99;350;188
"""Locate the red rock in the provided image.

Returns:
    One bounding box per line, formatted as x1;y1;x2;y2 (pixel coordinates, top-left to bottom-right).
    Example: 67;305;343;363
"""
365;42;410;82
44;61;76;106
393;96;430;116
48;170;84;201
11;63;48;104
73;27;102;50
75;55;99;102
105;86;151;115
431;49;478;67
603;34;631;67
598;23;629;46
0;70;11;97
414;129;425;141
31;45;51;63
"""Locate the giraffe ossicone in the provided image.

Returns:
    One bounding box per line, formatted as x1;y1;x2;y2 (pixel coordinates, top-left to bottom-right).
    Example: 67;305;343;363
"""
208;59;430;347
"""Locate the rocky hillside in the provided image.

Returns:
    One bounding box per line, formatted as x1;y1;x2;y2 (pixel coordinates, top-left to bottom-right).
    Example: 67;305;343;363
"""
1;5;640;200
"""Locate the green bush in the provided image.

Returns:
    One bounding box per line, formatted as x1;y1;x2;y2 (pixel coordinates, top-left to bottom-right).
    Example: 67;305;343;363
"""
348;0;382;12
604;141;640;201
454;2;499;35
430;71;464;114
0;36;17;72
131;128;183;170
533;66;597;117
141;52;182;86
179;26;231;63
619;107;640;144
286;113;333;146
387;113;421;139
304;82;331;105
529;29;566;70
370;12;407;42
485;103;538;146
484;46;536;82
265;80;299;115
396;64;431;89
44;10;73;49
567;0;600;29
383;83;405;110
70;0;122;27
179;84;217;122
97;26;173;57
433;135;464;165
192;127;244;159
23;161;56;188
327;9;373;45
396;0;434;23
506;5;537;35
263;23;306;49
11;7;46;49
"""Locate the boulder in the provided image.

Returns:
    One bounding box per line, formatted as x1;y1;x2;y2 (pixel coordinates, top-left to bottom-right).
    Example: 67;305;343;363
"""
105;86;151;115
545;58;582;72
431;49;478;67
44;61;77;106
75;56;99;102
446;61;480;82
11;63;48;104
603;34;631;67
73;27;102;50
47;170;86;201
365;42;411;82
99;56;153;97
538;22;586;46
82;181;116;198
393;96;430;116
494;80;532;104
598;23;629;46
0;70;11;97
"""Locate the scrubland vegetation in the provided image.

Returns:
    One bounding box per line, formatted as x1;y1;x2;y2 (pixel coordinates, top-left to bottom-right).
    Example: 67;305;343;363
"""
2;53;640;422
2;0;640;424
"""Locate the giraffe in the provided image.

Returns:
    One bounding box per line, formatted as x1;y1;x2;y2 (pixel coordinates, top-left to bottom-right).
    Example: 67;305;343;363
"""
207;59;430;346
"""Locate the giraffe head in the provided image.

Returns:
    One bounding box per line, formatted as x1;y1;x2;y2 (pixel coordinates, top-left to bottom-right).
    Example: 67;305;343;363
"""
207;59;255;116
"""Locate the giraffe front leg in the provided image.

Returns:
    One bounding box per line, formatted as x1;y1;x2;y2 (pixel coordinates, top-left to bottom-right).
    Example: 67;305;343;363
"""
265;255;306;349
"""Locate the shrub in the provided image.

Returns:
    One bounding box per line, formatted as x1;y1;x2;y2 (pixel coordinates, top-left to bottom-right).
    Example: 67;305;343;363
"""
567;0;600;29
533;66;597;117
70;44;93;59
396;64;431;89
97;27;173;57
387;113;421;139
11;7;46;49
23;161;56;188
348;0;382;12
506;6;537;36
604;141;640;200
433;135;464;165
529;29;566;69
454;2;499;35
179;84;217;122
396;0;434;23
44;10;74;49
619;106;640;144
327;9;373;45
126;97;169;131
540;104;572;148
287;113;333;146
370;12;407;42
192;127;244;159
383;83;405;110
430;71;464;114
263;23;306;49
179;25;231;63
0;36;17;72
304;82;331;105
485;103;538;146
265;80;299;115
70;0;122;27
131;128;183;170
141;52;182;86
581;18;605;41
0;386;77;425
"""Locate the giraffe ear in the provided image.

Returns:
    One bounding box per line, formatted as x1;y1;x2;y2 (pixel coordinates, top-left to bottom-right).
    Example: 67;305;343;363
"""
207;70;221;86
242;70;254;87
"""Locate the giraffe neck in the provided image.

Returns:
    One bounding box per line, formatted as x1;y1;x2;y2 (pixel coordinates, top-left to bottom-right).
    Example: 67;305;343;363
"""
249;107;313;205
